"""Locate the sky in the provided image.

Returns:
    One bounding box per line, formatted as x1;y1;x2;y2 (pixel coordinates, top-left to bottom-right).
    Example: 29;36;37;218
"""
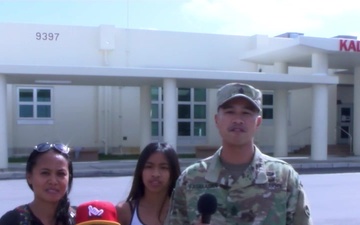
0;0;360;38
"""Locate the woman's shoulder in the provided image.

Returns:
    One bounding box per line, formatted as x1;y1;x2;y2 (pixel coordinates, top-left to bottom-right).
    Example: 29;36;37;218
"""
115;201;133;225
69;205;77;219
0;205;25;225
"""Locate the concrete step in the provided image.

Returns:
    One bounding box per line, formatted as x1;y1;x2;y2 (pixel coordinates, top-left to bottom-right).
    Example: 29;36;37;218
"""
293;144;352;156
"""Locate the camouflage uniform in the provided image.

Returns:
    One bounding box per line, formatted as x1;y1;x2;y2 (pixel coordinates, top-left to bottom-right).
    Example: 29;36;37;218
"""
168;147;312;225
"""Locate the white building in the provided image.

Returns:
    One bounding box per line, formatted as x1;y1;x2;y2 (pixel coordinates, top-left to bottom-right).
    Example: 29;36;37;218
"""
1;22;359;169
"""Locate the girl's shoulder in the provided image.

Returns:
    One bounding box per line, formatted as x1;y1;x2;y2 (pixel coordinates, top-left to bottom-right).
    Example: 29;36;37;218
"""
116;200;133;214
115;201;134;225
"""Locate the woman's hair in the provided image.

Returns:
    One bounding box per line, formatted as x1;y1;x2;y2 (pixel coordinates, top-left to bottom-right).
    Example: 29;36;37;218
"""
126;142;181;202
26;144;74;225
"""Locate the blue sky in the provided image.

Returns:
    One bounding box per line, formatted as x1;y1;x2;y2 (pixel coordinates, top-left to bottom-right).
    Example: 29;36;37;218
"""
1;0;360;38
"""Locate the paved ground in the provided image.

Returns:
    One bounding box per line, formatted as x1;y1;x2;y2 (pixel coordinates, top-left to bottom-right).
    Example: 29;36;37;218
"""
1;155;360;180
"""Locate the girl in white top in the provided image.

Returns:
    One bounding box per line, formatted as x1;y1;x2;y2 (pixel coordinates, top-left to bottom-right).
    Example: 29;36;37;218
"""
116;142;181;225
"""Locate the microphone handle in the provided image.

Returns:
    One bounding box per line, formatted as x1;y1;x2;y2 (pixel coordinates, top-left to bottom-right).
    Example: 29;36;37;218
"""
201;214;211;224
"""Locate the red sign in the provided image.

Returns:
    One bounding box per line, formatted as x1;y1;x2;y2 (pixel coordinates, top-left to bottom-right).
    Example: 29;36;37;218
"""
339;39;360;52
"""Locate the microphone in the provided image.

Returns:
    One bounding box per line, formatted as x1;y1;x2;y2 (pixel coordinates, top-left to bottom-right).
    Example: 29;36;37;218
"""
197;193;217;224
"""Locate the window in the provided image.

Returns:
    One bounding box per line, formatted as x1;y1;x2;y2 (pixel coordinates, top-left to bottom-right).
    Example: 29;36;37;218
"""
262;93;273;120
18;87;52;119
151;87;207;137
151;87;162;136
178;88;207;137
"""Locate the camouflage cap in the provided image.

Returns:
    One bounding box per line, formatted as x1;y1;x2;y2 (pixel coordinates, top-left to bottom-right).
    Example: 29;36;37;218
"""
217;83;262;111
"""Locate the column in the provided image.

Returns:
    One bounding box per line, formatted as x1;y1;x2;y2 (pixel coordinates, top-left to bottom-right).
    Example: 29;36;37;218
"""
312;53;328;75
163;79;177;149
311;85;328;160
274;62;288;74
353;66;360;155
311;53;328;160
273;62;289;157
273;90;288;157
0;74;8;169
140;85;151;151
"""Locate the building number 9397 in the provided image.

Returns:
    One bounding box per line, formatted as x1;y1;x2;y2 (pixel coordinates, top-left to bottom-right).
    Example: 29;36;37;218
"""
35;32;59;41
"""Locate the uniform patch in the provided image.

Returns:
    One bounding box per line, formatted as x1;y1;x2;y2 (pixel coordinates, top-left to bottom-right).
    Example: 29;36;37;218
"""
188;183;219;189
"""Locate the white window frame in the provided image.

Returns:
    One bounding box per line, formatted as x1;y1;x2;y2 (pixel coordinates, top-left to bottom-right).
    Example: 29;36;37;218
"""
151;87;207;138
17;87;54;125
262;92;274;120
261;91;291;126
177;87;207;137
151;87;164;138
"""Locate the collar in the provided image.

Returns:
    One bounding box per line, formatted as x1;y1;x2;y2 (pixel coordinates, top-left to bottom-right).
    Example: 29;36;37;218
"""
204;146;268;187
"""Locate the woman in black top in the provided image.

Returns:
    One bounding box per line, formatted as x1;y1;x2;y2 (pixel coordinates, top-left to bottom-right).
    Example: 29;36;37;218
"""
0;142;75;225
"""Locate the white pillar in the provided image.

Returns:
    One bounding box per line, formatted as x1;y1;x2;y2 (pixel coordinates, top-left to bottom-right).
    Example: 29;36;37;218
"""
311;85;328;160
140;85;151;151
311;52;329;160
274;90;288;157
274;62;288;73
353;67;360;155
163;79;177;149
0;74;8;169
312;52;328;75
273;62;288;157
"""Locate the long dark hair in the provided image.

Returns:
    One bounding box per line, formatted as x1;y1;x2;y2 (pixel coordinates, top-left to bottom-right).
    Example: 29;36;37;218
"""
126;142;181;202
26;145;74;225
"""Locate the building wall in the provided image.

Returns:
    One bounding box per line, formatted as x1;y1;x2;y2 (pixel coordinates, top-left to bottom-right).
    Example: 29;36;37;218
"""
0;23;257;71
7;84;342;155
8;85;98;155
118;86;141;148
0;23;102;66
2;23;349;155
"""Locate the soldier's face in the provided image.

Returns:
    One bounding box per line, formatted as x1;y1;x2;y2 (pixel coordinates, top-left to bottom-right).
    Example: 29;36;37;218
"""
215;98;262;147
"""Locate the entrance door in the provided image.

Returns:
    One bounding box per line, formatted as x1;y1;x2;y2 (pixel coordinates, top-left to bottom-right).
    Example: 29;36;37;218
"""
337;104;353;144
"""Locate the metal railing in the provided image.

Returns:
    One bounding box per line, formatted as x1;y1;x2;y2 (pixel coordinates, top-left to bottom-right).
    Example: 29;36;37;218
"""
287;126;353;155
288;126;312;151
337;126;353;155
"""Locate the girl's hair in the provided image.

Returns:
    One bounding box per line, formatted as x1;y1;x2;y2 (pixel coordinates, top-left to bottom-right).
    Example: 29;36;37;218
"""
126;142;181;202
26;145;74;225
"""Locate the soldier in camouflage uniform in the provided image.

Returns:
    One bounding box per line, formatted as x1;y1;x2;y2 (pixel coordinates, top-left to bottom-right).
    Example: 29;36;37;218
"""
167;83;312;225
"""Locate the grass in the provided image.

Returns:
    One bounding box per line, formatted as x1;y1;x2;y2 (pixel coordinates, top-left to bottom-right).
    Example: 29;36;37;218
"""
8;156;28;163
8;153;197;163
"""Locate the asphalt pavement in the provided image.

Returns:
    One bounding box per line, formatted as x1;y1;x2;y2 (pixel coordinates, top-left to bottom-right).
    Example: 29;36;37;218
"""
1;155;360;180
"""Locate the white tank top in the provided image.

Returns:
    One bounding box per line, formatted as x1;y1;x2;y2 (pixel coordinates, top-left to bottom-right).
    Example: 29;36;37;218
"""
130;202;145;225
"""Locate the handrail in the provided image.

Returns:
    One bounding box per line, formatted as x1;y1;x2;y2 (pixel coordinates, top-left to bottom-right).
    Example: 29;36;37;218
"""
337;126;353;155
288;126;353;155
289;126;311;138
288;126;312;152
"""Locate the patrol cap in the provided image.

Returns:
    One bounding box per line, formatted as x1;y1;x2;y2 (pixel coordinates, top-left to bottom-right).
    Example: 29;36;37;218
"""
217;83;262;112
